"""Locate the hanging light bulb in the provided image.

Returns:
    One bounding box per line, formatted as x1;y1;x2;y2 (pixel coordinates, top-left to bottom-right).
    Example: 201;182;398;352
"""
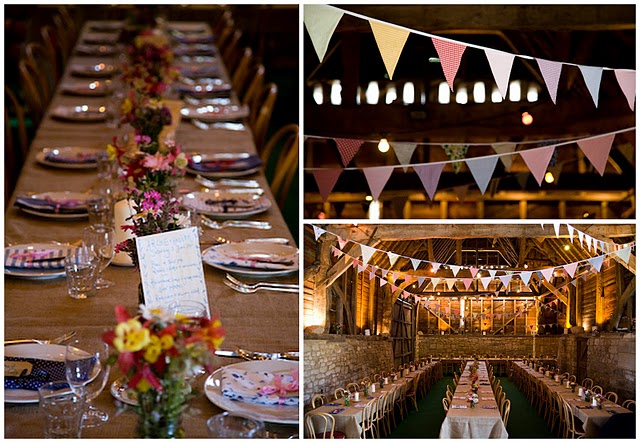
521;111;533;125
544;171;555;183
378;138;390;153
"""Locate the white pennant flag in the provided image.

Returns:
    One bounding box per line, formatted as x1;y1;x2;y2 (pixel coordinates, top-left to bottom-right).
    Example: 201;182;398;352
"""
357;263;365;273
411;258;421;270
614;247;632;264
388;252;400;267
337;236;348;250
303;5;344;62
431;262;441;273
380;279;388;287
520;271;532;286
392;143;418;172
445;279;457;290
540;268;555;282
492;143;518;172
430;277;441;289
480;277;492;290
381;269;389;278
563;262;578;278
485;49;515;99
589;255;604;272
313;225;324;240
465;156;499;195
369;268;376;281
553;222;561;238
361;245;376;264
499;274;512;289
577;230;584;247
567;224;575;242
488;269;497;278
584;235;592;252
578;65;603;107
449;265;461;277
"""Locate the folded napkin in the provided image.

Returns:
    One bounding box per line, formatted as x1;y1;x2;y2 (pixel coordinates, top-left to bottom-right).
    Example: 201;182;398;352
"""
325;403;341;407
4;357;66;390
218;249;296;269
44;150;98;164
189;155;262;173
174;44;217;56
174;35;215;44
220;367;298;406
15;195;87;215
329;408;345;415
577;406;594;409
4;246;71;269
203;197;266;215
606;410;618;415
353;403;367;408
451;405;468;409
482;406;499;409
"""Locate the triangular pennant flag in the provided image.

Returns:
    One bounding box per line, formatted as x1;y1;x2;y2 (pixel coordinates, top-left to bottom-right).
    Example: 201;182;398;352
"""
614;247;632;264
536;58;563;104
432;37;467;91
332;247;340;258
589;255;604;272
469;267;479;278
361;245;376;264
488;270;497;278
363;166;395;200
492;143;517;172
462;278;473;290
390;284;398;292
480;277;492;290
357;263;365;273
392;143;418;172
465;156;499;195
381;269;389;278
614;69;636;111
334;138;363;167
520;271;532;286
563;262;578;278
303;5;344;62
584;235;592;252
352;258;359;269
431;262;442;273
410;258;421;270
520;145;556;186
388;252;400;267
312;169;342;202
571;279;578;287
577;229;584;246
369;20;410;80
515;172;530;189
540;268;555;282
380;279;388;287
577;134;615;176
449;265;461;277
578;65;603;107
369;268;376;281
499;274;512;289
484;49;515;99
430;277;441;289
313;225;324;240
414;163;444;201
417;276;426;287
553;222;561;238
567;225;575;243
337;236;348;250
445;279;457;290
391;271;399;283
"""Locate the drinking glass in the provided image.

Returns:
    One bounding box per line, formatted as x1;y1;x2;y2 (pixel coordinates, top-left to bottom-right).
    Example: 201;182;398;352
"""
64;246;99;300
82;226;116;289
206;412;265;438
65;338;111;428
168;300;208;319
38;381;86;438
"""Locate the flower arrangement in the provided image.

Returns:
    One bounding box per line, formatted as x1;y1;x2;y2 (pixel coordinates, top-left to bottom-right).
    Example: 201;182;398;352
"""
389;372;397;381
122;32;179;98
594;394;604;409
467;393;479;408
570;382;577;393
361;381;371;396
121;95;173;144
102;304;225;438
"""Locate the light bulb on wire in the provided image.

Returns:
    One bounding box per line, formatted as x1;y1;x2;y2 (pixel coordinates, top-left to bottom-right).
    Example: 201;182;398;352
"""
378;138;390;153
544;171;555;183
521;111;533;125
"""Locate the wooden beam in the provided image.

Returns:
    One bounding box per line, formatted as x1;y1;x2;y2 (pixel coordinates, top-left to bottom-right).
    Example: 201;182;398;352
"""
609;277;635;330
540;279;568;305
611;251;636;275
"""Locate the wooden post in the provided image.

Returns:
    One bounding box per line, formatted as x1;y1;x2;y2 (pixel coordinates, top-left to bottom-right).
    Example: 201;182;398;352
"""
519;200;527;219
559;200;567;218
440;201;448;219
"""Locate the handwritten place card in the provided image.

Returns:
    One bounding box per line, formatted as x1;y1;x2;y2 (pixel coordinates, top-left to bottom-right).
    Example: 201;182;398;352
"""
136;227;209;317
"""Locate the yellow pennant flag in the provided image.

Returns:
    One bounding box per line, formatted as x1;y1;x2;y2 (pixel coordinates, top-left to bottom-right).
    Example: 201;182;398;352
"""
369;20;410;80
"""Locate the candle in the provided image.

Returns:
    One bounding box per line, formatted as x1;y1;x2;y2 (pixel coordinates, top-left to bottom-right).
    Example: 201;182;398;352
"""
578;387;584;397
371;384;376;393
112;199;136;266
592;397;598;407
354;392;360;402
384;377;389;384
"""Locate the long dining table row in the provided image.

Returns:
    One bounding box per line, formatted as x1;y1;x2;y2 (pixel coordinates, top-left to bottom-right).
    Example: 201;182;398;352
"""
4;19;298;438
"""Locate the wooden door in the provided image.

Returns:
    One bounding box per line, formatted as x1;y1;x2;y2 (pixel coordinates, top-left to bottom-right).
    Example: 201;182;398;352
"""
391;299;415;368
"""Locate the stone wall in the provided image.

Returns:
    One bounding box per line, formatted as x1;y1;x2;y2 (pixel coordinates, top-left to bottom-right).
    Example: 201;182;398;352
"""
417;335;560;358
303;334;393;405
557;332;635;402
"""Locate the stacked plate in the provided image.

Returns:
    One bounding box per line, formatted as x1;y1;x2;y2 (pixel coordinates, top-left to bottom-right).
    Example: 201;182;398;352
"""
14;192;93;219
4;344;68;402
4;243;76;279
187;153;262;178
60;80;111;97
70;63;118;78
182;191;271;218
36;147;100;169
50;105;107;122
180;104;249;122
202;242;298;277
176;78;231;96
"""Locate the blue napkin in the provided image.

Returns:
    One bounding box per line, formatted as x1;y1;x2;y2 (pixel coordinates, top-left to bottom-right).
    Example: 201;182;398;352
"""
44;150;98;164
4;246;74;269
188;155;262;173
4;357;66;391
325;403;341;407
329;408;345;415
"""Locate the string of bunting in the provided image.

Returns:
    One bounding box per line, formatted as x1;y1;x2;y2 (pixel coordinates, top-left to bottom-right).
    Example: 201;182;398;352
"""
306;127;635;202
304;5;636;110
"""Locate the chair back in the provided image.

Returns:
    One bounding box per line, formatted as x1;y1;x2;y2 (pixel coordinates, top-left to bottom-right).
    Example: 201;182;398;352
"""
250;82;279;153
213;9;233;38
243;64;265;110
501;399;511;427
442;397;450;411
5;85;29;205
581;377;594;389
604;391;618;403
591;385;603;395
621;399;635;411
18;59;46;128
345;382;359;394
305;412;335;439
498;391;507;413
24;42;56;104
361;398;378;438
569;375;576;383
222;29;243;69
311;393;326;408
231;47;253;93
333;388;346;399
40;24;66;80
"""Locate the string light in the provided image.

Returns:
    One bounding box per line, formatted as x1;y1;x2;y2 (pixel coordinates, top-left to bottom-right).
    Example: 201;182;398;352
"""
378;138;390;153
544;171;555;183
521;111;533;125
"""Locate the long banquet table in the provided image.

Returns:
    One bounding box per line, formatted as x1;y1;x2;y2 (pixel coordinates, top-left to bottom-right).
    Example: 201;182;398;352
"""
439;361;508;439
4;20;299;438
512;361;632;438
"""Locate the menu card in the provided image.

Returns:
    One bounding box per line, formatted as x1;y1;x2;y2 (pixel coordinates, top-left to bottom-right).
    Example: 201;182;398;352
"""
136;227;209;316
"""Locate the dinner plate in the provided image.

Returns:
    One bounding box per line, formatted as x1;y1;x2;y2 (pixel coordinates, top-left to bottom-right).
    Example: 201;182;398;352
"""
186;153;261;178
4;344;67;403
176;78;231;96
75;44;117;56
202;243;298;277
82;32;120;45
4;243;71;279
36;147;100;169
182;191;271;219
110;377;138;406
204;360;299;424
60;80;111;97
70;63;118;78
180;104;249;122
50;105;107;122
16;191;91;219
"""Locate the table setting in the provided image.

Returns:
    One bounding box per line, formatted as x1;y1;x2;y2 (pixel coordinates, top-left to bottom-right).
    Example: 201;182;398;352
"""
5;15;298;439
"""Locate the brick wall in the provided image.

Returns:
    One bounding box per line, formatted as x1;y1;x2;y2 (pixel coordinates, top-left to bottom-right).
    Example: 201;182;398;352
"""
417;334;560;358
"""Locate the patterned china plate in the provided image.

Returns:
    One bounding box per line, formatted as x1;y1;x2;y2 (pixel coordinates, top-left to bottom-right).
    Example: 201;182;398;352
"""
4;344;67;403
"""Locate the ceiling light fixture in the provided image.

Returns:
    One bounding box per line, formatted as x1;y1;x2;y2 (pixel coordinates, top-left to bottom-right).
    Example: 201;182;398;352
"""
521;111;533;125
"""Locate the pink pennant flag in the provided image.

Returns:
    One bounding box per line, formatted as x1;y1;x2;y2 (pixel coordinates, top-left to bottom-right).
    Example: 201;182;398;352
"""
410;258;421;270
312;225;325;240
414;163;444;201
337;236;348;250
577;134;615;176
361;244;376;264
381;269;389;278
392;143;418;172
480;277;492;289
536;58;563;104
391;271;399;283
334;138;363;167
614;246;632;264
484;49;515;99
578;65;603;107
469;267;479;278
430;277;441;289
431;262;442;273
357;263;365;273
380;279;388;287
369;268;376;280
449;265;461;277
363;166;394;200
492;143;518;172
432;37;467;91
462;278;473;290
520;271;532;286
332;247;340;257
312;169;342;202
589;255;604;272
563;262;578;278
390;284;398;292
445;279;457;290
352;258;359;269
499;274;512;289
417;276;426;287
520;145;556;186
465;156;499;195
614;69;636;111
388;252;400;267
540;268;555;282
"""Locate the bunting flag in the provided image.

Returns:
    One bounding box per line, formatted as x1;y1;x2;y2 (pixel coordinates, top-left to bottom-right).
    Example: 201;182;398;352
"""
388;252;400;267
540;268;555;282
414;163;444;201
577;134;615;176
578;65;603;107
488;270;497;278
432;38;467;91
392;142;418;172
431;262;442;273
410;258;421;270
563;262;578;278
499;275;512;289
337;236;348;250
615;247;632;264
334;138;363;167
485;49;515;99
520;271;532;286
369;267;376;280
553;222;561;238
361;244;376;264
303;5;344;62
567;225;575;242
417;276;426;287
369;20;410;80
357;263;365;273
614;69;636;111
536;58;563;104
462;278;473;290
479;277;492;290
520;145;556;186
589;255;604;272
491;143;517;172
313;225;324;240
430;277;441;289
391;271;399;282
363;166;394;200
332;247;340;257
445;279;457;290
312;169;342;202
465;156;499;195
470;267;479;278
380;279;388;287
450;265;461;277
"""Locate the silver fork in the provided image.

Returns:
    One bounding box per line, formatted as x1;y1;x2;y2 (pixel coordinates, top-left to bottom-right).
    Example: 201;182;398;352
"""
224;275;299;293
5;330;77;346
200;216;271;230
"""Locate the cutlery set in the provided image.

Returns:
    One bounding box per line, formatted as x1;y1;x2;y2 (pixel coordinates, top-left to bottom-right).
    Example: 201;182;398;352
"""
223;273;299;294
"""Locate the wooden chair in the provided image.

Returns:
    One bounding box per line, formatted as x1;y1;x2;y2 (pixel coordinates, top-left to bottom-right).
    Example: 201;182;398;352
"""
372;374;381;383
591;385;603;395
242;63;265;112
446;384;454;397
581;378;594;390
604;392;618;404
445;390;453;403
18;59;46;129
222;29;243;70
373;391;388;438
305;412;346;439
24;42;56;104
53;13;76;60
5;85;29;206
264;124;297;211
551;391;565;437
498;391;507;415
569;375;577;383
405;375;420;412
41;24;67;81
333;388;347;400
214;18;235;53
360;398;378;439
501;399;511;427
621;399;635;411
361;377;371;385
231;47;253;94
212;9;233;39
442;397;450;412
311;393;327;408
345;382;359;394
56;6;78;52
562;399;585;438
382;386;397;435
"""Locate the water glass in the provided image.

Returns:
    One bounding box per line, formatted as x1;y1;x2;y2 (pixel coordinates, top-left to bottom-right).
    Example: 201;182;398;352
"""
38;381;85;438
206;412;265;438
168;300;208;319
64;247;98;299
87;197;114;227
105;91;124;129
82;226;116;289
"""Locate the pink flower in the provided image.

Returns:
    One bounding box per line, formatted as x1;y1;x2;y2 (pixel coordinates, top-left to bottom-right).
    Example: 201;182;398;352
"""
142;152;172;171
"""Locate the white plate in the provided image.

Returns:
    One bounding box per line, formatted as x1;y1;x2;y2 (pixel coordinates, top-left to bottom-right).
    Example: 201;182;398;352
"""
17;191;91;219
180;104;249;122
202;243;298;278
110;377;138;406
70;63;118;78
4;344;67;403
50;105;107;122
186;153;261;178
4;243;70;279
36;147;100;170
61;80;111;97
182;191;271;219
204;360;299;424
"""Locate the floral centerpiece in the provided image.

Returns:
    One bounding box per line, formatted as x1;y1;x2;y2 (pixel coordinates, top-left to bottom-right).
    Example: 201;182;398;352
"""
594;394;604;409
102;304;225;438
584;389;592;402
122;32;179;98
361;381;371;396
389;372;397;382
570;382;577;393
467;393;479;408
121;95;173;146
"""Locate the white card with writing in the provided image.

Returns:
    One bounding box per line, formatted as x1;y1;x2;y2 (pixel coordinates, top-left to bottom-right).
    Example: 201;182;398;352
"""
136;227;210;317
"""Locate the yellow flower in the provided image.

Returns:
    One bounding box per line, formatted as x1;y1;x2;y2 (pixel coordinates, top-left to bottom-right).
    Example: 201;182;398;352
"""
174;152;187;169
144;336;162;364
136;378;152;393
106;144;118;161
113;319;150;352
121;97;133;116
159;334;174;350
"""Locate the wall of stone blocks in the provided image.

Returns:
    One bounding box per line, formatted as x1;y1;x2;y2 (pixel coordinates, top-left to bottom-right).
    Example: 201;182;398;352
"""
303;334;394;405
416;335;560;358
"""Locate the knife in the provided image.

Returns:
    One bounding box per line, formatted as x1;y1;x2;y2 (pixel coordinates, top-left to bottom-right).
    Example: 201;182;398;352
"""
215;350;299;361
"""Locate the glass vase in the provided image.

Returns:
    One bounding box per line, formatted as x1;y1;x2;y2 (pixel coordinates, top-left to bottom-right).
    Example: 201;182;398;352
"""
135;384;187;439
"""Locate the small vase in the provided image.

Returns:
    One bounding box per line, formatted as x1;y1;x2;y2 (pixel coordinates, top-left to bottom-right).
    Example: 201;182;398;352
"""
136;412;184;439
135;385;187;438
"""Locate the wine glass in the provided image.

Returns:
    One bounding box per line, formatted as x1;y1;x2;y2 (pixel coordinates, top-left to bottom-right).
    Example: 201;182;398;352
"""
65;338;111;428
82;226;116;289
